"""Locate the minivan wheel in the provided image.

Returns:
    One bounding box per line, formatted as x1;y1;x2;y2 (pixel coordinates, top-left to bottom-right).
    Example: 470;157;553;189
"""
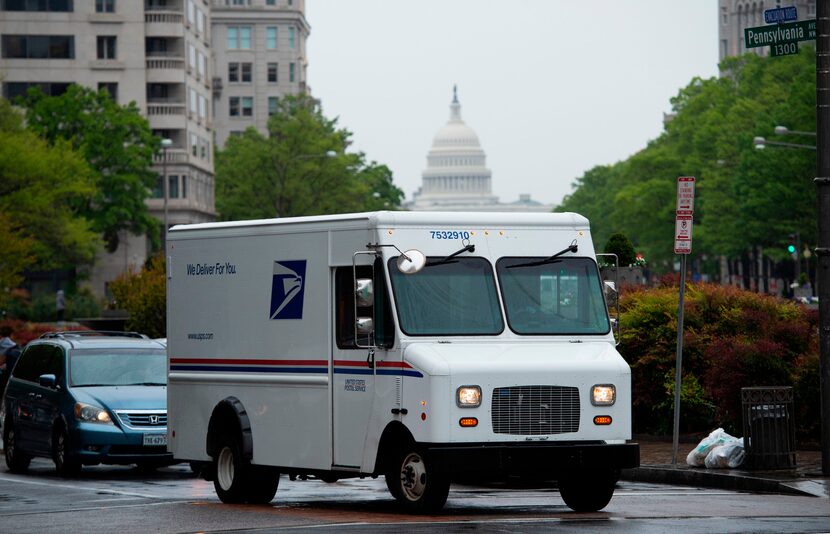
53;427;82;477
3;420;31;473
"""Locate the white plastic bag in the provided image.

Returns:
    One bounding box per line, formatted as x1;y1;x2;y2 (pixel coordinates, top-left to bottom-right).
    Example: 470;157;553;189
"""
704;438;745;468
686;428;738;467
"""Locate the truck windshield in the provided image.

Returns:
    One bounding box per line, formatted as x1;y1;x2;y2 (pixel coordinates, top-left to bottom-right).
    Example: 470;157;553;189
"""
496;257;610;335
388;256;504;335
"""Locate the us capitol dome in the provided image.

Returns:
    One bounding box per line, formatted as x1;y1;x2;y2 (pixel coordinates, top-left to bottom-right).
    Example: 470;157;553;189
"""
406;87;552;212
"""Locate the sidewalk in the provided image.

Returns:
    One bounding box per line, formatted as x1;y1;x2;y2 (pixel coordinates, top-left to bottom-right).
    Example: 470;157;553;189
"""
622;439;830;498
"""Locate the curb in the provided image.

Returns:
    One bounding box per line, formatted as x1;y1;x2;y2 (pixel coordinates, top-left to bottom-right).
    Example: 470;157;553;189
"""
621;466;817;497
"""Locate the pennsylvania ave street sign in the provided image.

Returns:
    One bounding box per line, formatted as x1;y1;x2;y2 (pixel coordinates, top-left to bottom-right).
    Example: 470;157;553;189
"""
744;19;816;48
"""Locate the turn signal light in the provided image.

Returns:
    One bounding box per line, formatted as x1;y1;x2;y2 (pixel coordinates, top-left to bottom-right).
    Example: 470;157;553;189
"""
459;417;478;427
594;415;612;425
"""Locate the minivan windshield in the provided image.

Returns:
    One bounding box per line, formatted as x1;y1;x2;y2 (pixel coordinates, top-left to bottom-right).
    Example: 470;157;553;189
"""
497;257;610;335
388;256;503;335
70;349;167;387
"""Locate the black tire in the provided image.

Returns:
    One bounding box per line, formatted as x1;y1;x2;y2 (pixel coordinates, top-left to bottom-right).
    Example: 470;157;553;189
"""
53;426;82;477
558;469;617;512
212;434;279;504
384;446;450;514
3;420;31;473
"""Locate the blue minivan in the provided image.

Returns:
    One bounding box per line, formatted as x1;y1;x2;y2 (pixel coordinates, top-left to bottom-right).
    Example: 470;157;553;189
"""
1;331;172;475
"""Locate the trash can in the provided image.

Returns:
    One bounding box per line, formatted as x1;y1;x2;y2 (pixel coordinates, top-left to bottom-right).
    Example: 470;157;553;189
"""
741;387;796;470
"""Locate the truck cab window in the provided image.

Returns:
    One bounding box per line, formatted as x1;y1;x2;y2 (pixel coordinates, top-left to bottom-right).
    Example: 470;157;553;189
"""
335;261;394;349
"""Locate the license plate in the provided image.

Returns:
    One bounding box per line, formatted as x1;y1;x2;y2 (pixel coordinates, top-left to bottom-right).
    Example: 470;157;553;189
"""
143;433;167;446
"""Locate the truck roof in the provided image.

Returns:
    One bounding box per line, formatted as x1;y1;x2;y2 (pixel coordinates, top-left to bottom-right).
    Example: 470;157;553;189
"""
169;211;589;235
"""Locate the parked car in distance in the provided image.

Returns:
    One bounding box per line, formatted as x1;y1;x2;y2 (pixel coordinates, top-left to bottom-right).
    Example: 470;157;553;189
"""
1;331;172;476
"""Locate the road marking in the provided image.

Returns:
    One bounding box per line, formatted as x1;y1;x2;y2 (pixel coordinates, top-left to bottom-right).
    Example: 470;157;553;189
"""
0;501;180;518
0;474;178;500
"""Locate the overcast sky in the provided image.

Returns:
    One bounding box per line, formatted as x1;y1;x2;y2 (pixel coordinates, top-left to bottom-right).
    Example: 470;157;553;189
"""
306;1;719;207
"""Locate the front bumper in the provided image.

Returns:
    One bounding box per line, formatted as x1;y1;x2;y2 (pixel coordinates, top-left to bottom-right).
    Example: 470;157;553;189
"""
71;423;173;465
426;441;639;478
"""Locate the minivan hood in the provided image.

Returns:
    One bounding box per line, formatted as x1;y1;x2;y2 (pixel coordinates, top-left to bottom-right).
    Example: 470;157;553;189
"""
403;341;629;377
71;386;167;411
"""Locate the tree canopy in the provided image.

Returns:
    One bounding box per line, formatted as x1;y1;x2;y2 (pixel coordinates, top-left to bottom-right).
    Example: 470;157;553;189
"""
21;85;160;251
0;98;99;296
557;48;816;275
216;94;403;220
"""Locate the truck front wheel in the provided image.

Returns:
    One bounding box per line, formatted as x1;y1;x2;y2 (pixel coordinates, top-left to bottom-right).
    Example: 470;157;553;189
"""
385;447;450;514
558;469;617;512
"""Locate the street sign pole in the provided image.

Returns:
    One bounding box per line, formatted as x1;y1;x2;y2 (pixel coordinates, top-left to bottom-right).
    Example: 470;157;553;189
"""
815;0;830;475
672;253;687;466
672;176;695;466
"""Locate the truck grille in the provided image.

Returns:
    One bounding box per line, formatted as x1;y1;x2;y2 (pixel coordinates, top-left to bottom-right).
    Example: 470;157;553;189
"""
115;411;167;428
491;386;580;435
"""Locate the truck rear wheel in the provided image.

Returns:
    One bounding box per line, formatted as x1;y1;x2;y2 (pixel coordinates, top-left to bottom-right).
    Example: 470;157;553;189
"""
558;469;617;512
385;447;450;514
213;434;278;504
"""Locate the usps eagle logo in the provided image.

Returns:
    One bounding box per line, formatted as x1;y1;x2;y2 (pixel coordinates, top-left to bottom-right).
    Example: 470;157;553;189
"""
269;260;306;320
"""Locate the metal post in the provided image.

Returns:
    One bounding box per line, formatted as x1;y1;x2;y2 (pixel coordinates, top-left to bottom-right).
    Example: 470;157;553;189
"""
671;254;687;466
816;0;830;475
162;147;168;245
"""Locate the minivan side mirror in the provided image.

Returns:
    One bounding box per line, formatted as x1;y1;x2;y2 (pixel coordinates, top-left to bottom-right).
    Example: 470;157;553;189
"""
38;374;57;388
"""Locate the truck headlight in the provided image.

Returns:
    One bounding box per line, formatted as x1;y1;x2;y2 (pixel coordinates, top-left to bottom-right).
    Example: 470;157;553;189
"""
456;385;482;407
74;402;113;424
591;384;616;406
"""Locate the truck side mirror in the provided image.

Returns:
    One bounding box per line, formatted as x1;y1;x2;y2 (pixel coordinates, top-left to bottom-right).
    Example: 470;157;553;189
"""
38;374;57;388
355;278;374;307
356;317;374;335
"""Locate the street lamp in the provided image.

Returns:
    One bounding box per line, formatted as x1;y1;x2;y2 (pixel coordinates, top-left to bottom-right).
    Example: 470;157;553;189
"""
160;137;173;246
774;125;817;137
753;136;817;150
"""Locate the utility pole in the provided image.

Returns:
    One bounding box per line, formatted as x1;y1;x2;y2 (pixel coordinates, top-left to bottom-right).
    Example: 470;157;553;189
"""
816;0;830;475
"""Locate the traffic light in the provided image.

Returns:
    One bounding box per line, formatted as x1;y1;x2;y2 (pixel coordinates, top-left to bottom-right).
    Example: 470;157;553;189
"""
787;234;797;258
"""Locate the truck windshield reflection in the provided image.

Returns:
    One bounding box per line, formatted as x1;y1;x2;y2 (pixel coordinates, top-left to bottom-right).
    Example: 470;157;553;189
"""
388;257;503;335
497;257;610;335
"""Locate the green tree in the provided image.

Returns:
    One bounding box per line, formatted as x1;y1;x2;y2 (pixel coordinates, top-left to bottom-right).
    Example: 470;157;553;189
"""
109;254;166;338
21;86;160;251
216;94;403;220
0;98;99;293
604;233;637;267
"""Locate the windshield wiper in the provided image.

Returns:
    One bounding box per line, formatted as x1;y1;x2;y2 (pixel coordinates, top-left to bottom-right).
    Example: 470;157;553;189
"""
125;382;166;386
426;244;475;267
507;240;579;269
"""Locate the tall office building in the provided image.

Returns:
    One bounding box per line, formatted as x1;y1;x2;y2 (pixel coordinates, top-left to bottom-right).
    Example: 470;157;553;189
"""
718;0;816;61
210;0;309;147
0;0;216;297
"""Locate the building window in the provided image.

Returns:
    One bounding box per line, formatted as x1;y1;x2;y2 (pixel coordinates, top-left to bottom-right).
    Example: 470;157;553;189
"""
241;63;251;82
2;0;73;11
227;26;251;50
3;81;70;99
1;35;74;59
188;43;196;69
267;62;278;83
288;27;295;49
187;0;194;23
169;175;179;199
266;26;277;49
198;51;206;77
721;6;727;25
228;62;251;83
191;132;198;156
95;0;113;12
241;96;253;117
229;96;240;117
96;36;116;60
197;9;205;34
230;130;242;137
98;82;117;101
153;175;164;198
228;62;239;82
181;175;187;198
268;96;278;116
266;0;274;4
289;62;295;83
198;94;207;119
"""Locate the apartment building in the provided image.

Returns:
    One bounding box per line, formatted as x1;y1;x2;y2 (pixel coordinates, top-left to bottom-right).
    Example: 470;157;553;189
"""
0;0;216;297
210;0;308;147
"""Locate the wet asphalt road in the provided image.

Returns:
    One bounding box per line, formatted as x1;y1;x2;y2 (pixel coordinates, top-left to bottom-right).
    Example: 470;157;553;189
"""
0;458;828;533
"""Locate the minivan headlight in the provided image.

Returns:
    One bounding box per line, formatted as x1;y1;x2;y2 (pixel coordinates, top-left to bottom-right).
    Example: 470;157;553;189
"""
74;402;113;424
456;385;482;407
591;384;616;406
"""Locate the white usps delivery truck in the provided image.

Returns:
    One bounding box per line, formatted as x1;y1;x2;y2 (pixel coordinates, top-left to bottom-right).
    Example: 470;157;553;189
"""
166;211;638;513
